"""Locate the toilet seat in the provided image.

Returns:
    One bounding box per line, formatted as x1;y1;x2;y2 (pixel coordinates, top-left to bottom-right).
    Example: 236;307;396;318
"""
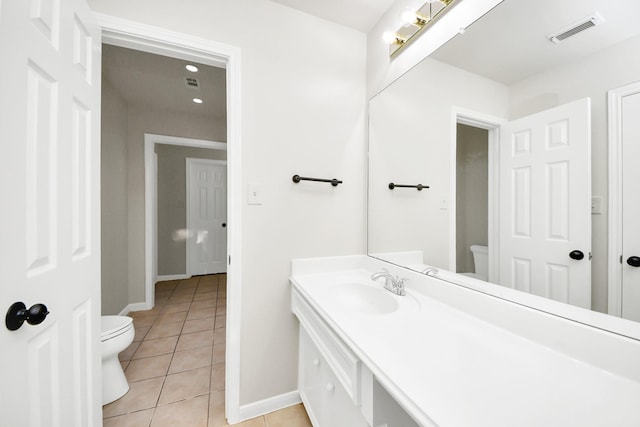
101;315;133;342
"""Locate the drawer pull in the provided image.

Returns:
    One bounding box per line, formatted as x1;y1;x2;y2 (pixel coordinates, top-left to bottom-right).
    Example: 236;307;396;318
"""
326;383;335;393
313;358;320;367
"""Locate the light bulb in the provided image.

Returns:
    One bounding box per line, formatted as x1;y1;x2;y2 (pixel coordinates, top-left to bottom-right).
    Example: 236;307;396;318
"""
382;31;398;44
400;10;417;26
185;64;199;72
192;98;203;104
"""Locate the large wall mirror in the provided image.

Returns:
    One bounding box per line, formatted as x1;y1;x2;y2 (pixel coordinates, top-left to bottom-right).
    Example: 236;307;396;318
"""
368;0;640;326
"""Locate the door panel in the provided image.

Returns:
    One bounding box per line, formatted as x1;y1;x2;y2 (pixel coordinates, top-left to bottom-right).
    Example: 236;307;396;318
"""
622;92;640;321
500;98;591;309
0;0;101;424
187;158;227;275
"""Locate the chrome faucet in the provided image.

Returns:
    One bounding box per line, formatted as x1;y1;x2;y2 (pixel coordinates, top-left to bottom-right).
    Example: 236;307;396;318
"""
422;267;439;276
371;268;406;296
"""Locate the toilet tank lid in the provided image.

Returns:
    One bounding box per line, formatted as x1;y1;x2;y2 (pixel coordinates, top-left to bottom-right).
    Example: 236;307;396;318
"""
470;245;488;254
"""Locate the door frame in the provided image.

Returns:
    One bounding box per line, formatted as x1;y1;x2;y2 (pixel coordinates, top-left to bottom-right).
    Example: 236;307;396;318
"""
146;135;227;293
451;107;505;283
99;15;244;423
608;81;640;317
185;157;228;276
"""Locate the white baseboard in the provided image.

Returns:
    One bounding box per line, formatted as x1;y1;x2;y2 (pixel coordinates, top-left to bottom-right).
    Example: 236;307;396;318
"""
118;302;152;316
157;274;191;282
236;391;301;422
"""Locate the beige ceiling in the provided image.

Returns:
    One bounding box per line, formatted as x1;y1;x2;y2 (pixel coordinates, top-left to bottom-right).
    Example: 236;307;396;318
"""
102;44;226;120
431;0;640;85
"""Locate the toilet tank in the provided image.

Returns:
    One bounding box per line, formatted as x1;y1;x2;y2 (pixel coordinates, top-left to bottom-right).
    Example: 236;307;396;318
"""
470;245;488;280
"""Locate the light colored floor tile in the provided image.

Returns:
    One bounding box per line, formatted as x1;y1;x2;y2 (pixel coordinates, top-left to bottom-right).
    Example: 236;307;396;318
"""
131;316;156;328
183;317;215;334
193;291;216;302
158;366;211;405
102;377;164;418
145;321;184;340
187;307;216;321
214;315;226;329
208;391;227;427
213;344;226;365
156;280;179;291
213;329;226;344
103;408;154;427
151;394;208;427
216;299;226;308
133;326;150;342
125;354;172;382
211;363;225;391
190;299;216;310
264;404;312;427
176;330;214;351
119;341;140;362
215;306;226;316
133;336;178;359
155;311;188;325
162;302;191;313
169;345;213;374
120;360;130;371
229;417;266;427
167;293;194;304
179;277;200;288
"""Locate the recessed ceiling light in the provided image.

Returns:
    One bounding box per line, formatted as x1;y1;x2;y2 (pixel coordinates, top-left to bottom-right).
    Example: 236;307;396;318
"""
185;64;199;72
192;98;203;104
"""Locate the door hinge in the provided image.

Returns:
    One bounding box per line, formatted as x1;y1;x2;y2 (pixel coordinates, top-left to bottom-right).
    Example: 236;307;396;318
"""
621;255;623;264
589;252;592;260
228;255;231;265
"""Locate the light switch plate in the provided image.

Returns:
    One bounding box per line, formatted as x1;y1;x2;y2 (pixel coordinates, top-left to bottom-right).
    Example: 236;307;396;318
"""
591;196;602;215
439;198;448;210
248;183;263;205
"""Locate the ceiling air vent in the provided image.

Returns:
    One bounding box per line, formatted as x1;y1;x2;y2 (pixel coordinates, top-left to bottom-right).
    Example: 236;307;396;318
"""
184;76;201;90
548;13;604;44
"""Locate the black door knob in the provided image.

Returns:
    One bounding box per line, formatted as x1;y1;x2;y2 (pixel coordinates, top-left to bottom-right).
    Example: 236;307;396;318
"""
5;302;49;331
569;250;585;260
627;256;640;267
221;223;227;228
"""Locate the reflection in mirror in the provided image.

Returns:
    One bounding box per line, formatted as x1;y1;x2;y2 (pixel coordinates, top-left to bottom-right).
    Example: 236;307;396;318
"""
368;0;640;322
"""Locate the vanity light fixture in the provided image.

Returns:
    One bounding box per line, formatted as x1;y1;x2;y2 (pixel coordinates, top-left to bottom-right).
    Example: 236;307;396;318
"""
192;98;203;104
185;64;199;72
383;0;458;57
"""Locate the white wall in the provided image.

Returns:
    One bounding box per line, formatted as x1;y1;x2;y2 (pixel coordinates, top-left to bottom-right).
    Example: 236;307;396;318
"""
101;79;130;315
89;0;367;406
368;57;508;268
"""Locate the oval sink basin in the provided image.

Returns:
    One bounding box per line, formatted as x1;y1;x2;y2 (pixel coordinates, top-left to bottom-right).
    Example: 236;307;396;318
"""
331;282;399;315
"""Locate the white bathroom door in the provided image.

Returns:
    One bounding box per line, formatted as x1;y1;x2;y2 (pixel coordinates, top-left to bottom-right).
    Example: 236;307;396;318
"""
0;0;102;425
499;98;591;308
621;91;640;321
187;158;228;275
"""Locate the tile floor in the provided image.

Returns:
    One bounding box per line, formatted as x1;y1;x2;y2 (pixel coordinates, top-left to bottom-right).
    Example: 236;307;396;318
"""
103;274;312;427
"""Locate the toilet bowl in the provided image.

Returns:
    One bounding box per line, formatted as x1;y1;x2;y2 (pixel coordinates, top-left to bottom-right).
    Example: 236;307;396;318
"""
101;315;134;405
460;245;488;281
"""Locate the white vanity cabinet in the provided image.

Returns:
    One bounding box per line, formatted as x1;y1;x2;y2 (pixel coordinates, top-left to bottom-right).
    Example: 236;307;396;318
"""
293;287;371;427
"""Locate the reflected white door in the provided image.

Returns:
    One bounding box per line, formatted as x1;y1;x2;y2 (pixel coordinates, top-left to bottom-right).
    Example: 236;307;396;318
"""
187;158;227;275
499;98;591;308
621;92;640;321
0;0;102;425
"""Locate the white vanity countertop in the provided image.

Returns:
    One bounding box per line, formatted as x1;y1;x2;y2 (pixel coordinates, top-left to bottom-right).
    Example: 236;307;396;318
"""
291;268;640;427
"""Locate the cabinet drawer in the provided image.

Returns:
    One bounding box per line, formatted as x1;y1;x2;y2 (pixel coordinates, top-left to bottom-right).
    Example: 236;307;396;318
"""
292;287;361;405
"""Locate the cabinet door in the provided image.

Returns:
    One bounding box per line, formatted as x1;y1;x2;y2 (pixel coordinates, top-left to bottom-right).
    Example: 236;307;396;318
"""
299;328;324;425
323;364;370;427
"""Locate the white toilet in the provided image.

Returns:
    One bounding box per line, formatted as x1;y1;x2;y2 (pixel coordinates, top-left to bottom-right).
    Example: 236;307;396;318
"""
101;315;135;405
461;245;488;281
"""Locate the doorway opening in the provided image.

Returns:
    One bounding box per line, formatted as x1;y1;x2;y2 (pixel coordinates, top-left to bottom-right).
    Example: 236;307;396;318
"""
451;109;502;283
455;123;489;278
99;15;242;423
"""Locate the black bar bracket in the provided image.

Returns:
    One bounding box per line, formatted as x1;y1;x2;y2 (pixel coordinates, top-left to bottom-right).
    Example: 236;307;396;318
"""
388;183;429;191
293;174;343;187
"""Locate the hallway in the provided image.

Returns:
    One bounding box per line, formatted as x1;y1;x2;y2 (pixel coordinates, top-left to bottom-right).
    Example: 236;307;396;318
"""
102;274;311;426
